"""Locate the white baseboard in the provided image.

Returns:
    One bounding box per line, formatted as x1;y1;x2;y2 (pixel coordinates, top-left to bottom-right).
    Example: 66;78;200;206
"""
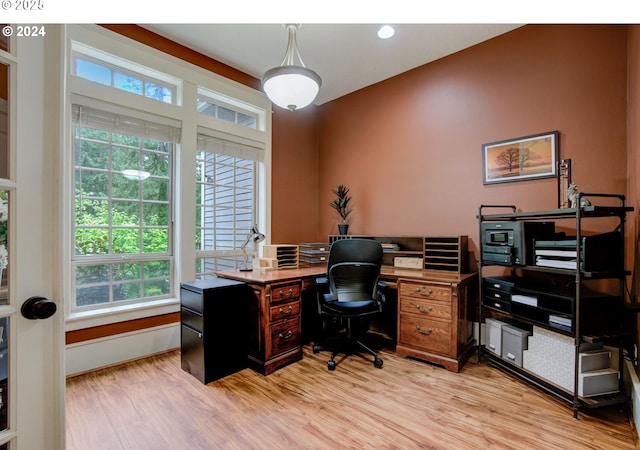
65;323;180;377
624;359;640;438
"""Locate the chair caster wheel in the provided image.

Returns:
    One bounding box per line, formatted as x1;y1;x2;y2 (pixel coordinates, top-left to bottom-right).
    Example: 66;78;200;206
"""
312;344;321;354
374;357;383;369
328;360;336;371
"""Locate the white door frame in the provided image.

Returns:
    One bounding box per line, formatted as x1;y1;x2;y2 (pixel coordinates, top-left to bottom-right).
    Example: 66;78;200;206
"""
0;25;65;449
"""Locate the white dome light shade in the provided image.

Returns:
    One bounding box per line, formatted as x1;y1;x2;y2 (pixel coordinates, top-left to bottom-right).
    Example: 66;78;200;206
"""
122;169;150;180
262;24;322;111
262;65;322;111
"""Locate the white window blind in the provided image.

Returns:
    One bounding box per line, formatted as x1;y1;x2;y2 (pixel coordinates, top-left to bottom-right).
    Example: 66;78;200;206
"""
196;132;264;162
72;104;181;143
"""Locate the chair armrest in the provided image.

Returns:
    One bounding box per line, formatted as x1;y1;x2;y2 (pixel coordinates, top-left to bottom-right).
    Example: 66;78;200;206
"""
376;280;389;303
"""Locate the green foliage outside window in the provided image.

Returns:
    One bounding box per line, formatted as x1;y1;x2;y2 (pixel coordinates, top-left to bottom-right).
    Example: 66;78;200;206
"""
74;126;172;307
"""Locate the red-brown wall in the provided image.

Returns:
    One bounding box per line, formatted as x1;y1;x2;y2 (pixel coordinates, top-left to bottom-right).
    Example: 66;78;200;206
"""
99;24;639;348
271;107;320;243
317;25;629;265
629;25;640;272
628;25;640;330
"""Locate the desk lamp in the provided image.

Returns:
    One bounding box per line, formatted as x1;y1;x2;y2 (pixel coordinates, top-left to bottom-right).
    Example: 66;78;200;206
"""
240;225;265;271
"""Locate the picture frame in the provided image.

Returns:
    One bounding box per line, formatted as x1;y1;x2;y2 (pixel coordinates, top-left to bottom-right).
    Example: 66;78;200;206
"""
482;131;559;185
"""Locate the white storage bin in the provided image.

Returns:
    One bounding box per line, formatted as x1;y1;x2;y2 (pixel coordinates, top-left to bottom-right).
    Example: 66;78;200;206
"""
485;318;504;356
579;368;619;397
579;350;611;373
501;324;532;367
485;318;519;356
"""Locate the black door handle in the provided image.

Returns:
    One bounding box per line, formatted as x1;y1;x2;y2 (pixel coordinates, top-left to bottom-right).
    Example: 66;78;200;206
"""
21;296;57;320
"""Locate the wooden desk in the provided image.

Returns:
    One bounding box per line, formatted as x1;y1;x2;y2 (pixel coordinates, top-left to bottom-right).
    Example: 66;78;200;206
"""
217;267;477;374
217;267;325;375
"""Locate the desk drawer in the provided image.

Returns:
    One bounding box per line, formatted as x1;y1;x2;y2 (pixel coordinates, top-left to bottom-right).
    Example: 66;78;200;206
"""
399;314;451;355
400;282;451;302
269;300;300;321
399;296;451;320
271;283;300;302
269;316;301;356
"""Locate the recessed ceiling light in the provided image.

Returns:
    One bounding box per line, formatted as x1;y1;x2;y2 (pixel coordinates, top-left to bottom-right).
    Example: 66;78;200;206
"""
377;25;395;39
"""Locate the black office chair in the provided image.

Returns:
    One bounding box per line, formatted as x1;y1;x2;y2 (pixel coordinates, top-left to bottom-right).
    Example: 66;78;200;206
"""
312;238;386;371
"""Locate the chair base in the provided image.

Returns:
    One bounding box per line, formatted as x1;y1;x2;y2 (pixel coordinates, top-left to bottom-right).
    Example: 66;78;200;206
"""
312;318;384;371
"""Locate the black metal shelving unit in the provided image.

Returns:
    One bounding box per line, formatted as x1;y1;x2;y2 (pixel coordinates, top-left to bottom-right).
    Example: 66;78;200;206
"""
477;193;633;418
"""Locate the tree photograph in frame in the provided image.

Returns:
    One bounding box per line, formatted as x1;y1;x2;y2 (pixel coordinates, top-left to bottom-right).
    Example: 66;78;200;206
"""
482;131;559;184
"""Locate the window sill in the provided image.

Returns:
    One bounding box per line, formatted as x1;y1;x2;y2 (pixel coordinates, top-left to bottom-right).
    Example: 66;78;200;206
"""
65;297;180;331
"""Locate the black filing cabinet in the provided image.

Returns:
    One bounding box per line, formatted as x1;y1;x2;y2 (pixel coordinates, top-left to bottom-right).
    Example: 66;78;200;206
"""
180;279;251;384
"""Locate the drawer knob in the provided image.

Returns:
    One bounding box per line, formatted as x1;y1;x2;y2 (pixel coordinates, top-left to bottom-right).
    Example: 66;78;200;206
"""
279;330;293;339
493;302;502;309
416;304;433;313
416;288;433;296
415;325;433;335
279;305;293;314
279;289;293;297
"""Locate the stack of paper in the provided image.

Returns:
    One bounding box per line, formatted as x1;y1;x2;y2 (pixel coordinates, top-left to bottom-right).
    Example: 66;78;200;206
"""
534;239;578;269
536;257;577;270
549;314;572;328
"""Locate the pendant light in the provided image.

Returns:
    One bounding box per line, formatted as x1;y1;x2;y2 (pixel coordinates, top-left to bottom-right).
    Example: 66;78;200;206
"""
262;24;322;111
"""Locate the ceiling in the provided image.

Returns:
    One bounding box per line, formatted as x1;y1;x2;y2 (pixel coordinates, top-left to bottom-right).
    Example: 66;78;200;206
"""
142;24;523;106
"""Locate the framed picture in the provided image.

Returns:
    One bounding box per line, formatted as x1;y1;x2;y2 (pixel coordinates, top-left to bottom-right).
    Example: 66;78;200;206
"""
482;131;559;185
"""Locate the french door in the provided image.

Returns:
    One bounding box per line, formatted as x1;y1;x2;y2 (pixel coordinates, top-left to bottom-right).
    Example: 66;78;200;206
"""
0;26;65;449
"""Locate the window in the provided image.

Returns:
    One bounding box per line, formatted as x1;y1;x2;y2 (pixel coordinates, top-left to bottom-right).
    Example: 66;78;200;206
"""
73;53;176;104
195;134;264;279
65;25;270;326
71;104;179;311
197;92;258;129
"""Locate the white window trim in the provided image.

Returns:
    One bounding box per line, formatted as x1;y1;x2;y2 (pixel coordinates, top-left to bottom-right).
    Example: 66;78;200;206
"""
62;24;272;330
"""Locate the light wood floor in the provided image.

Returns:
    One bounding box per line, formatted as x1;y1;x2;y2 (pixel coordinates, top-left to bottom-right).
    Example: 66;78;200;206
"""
66;346;638;449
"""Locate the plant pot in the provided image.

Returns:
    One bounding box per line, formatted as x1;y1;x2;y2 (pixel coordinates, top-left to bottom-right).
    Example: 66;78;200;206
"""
338;223;349;235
